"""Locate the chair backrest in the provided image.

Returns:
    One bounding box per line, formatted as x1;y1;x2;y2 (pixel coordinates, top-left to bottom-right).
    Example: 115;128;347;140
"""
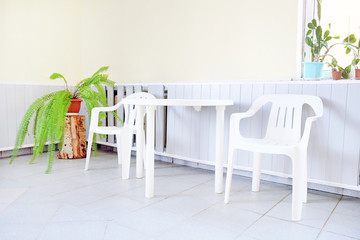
123;92;156;127
252;94;323;142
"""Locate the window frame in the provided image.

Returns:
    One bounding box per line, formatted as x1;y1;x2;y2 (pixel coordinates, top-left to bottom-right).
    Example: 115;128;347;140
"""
296;0;318;79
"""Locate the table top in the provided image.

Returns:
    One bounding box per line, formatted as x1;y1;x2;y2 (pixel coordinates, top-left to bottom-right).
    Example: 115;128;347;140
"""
122;98;234;107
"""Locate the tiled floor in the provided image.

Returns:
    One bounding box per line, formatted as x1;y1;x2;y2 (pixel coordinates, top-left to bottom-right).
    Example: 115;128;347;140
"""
0;151;359;240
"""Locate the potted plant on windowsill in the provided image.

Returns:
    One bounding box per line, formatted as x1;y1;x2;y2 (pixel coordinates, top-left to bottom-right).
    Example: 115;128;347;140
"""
325;55;352;80
326;57;342;80
343;34;360;79
303;0;340;79
10;66;122;173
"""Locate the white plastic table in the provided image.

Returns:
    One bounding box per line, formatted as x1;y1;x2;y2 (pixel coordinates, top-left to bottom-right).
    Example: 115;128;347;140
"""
122;98;234;198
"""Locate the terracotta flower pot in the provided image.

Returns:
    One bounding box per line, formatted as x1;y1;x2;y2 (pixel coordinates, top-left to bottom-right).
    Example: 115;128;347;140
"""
68;99;82;113
355;69;360;80
332;71;342;80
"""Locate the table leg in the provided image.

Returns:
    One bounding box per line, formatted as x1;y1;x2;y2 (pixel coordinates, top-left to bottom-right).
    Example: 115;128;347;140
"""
215;106;226;193
145;105;155;198
136;106;145;178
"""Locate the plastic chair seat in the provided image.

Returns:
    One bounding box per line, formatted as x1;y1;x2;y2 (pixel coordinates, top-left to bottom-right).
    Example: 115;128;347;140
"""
90;126;127;135
237;138;299;153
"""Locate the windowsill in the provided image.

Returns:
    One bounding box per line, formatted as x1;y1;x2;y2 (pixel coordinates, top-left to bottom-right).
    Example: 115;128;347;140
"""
297;78;360;83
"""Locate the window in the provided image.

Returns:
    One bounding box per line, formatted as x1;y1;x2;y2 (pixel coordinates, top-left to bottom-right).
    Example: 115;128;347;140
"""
298;0;360;79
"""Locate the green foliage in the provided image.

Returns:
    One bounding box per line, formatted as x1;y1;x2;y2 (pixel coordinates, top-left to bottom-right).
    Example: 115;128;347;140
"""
304;0;340;62
339;65;352;79
50;73;68;91
11;66;122;173
325;54;351;79
343;34;360;69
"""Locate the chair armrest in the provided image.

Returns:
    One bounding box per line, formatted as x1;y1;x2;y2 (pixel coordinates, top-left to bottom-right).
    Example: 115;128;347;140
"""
92;101;124;113
299;116;321;147
229;103;264;140
89;101;124;130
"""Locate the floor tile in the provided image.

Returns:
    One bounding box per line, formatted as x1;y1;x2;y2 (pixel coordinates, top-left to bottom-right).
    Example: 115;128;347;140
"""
80;194;149;220
192;202;261;235
114;207;187;237
0;188;28;212
332;196;360;217
324;212;360;239
104;221;151;240
317;231;360;240
156;218;238;240
151;192;219;217
38;221;107;240
225;183;291;215
0;223;44;240
266;190;340;228
243;216;320;240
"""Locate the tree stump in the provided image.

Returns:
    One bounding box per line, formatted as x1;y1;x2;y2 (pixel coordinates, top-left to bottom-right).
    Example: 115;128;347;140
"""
57;115;87;159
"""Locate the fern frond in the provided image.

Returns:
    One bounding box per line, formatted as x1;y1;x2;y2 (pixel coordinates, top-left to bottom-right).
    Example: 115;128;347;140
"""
10;92;55;164
31;98;54;162
50;73;68;90
92;66;109;77
98;74;115;87
53;91;72;139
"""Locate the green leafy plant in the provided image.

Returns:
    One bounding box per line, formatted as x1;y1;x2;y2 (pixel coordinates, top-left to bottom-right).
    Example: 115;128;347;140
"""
325;56;351;79
326;56;341;71
339;65;352;79
10;66;122;173
343;34;360;69
304;0;340;62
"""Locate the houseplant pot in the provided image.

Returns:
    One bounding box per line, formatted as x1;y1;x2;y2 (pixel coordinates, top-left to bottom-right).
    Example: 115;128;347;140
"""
68;99;83;113
355;69;360;80
303;62;324;78
332;71;342;80
10;66;122;173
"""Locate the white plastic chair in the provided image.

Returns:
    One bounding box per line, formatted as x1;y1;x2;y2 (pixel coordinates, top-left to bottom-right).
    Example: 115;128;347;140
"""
224;94;323;221
84;92;156;179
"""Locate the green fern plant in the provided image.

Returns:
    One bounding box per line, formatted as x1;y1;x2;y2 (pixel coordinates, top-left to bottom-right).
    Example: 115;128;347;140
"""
10;66;122;173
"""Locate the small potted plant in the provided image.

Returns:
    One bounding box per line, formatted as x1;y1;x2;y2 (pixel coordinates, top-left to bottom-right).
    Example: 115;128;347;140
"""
326;57;342;80
10;66;121;173
304;0;340;78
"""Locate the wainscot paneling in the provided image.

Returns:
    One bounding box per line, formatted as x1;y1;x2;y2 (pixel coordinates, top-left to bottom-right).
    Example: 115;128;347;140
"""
1;81;359;194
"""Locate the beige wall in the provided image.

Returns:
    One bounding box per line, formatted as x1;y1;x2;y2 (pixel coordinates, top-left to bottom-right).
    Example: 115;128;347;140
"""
0;0;82;84
82;0;298;83
1;0;298;84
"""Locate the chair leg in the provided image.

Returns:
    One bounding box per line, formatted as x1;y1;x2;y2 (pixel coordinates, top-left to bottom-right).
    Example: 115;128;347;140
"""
224;147;235;204
252;152;262;192
301;154;308;204
136;129;145;178
292;157;303;221
120;133;131;180
116;134;122;166
84;131;94;171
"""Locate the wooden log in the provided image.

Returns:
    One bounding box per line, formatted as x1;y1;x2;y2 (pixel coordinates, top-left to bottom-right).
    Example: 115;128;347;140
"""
57;115;87;159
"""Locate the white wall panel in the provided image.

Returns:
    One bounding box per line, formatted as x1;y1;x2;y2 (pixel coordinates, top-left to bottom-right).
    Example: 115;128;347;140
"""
238;84;253;167
199;85;211;163
0;85;10;147
301;83;318;179
148;85;165;152
261;84;276;172
342;84;360;185
190;85;202;160
327;84;347;183
106;86;115;144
